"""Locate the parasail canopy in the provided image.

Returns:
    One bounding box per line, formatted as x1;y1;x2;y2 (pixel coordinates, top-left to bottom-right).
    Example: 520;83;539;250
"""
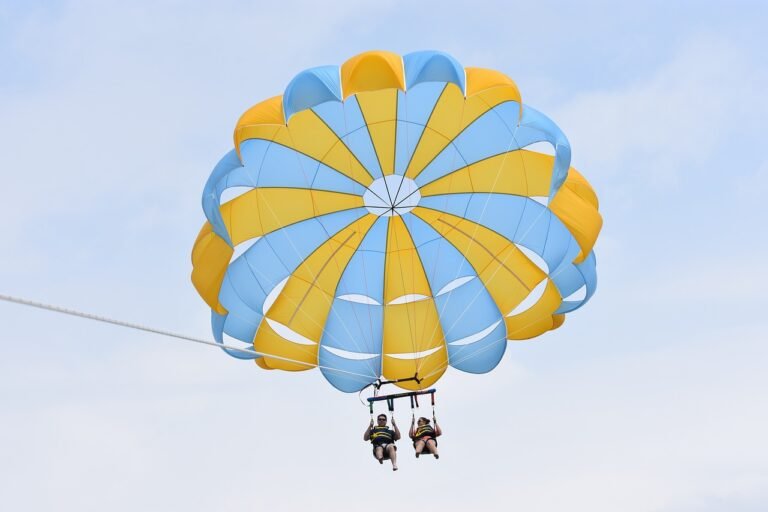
191;50;602;392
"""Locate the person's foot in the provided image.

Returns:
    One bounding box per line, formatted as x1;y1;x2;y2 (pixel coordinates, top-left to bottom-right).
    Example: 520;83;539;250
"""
392;465;398;471
415;452;420;458
434;453;440;459
378;457;383;464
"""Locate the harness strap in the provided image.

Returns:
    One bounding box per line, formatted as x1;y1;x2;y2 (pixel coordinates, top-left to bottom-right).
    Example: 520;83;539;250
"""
431;390;436;422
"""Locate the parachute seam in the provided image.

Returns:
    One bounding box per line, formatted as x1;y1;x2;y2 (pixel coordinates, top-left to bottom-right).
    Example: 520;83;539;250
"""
283;122;320;194
408;120;526;352
414;148;546;197
387;218;419;374
334;97;381;381
308;108;377;185
256;213;371;366
403;83;449;177
408;98;518;182
246;138;368;195
287;231;356;325
415;200;547;276
425;289;565;380
411;94;469;375
357;92;395;205
400;215;443;385
426;157;538;364
327;218;382;380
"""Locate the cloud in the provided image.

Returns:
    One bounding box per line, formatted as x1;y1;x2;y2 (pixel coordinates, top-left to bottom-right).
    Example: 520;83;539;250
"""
555;36;768;190
3;305;767;511
2;4;768;511
0;1;409;289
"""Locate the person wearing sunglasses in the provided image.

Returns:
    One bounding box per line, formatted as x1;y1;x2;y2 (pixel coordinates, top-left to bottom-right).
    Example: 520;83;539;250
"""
364;413;401;470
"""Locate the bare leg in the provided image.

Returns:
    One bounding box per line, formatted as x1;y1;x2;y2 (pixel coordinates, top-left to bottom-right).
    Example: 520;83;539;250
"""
426;439;439;459
414;439;425;458
374;446;384;464
387;444;398;471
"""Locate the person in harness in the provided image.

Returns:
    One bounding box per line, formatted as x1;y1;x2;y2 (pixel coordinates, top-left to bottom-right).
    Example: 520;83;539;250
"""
410;416;441;459
364;413;401;471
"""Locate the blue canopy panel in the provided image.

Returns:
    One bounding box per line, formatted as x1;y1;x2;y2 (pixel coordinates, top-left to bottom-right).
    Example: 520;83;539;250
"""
578;251;598;302
319;300;383;392
239;139;367;194
261;208;367;274
419;193;473;219
401;213;473;292
486;102;570;194
211;310;259;360
322;299;384;356
311;99;349;138
413;140;468;188
422;193;577;278
411;103;519;188
419;193;603;316
512;104;571;198
458;192;597;312
436;281;507;373
283;65;342;122
547;236;583;296
553;251;598;314
403;51;465;94
217;260;267;340
319;217;388;392
394;83;446;175
333;217;387;303
413;105;520;188
256;142;364;195
201;149;242;245
216;141;268;192
311;94;366;135
465;194;584;309
312;96;383;179
469;195;552;260
409;103;571;200
215;209;368;352
452;106;519;166
311;161;368;195
404;213;506;374
202;141;367;245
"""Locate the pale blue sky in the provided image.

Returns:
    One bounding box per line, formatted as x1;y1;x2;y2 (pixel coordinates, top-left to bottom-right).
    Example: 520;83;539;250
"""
1;1;767;511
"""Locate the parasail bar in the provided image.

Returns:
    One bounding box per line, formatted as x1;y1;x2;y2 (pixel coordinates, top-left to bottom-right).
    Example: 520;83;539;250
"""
367;389;436;404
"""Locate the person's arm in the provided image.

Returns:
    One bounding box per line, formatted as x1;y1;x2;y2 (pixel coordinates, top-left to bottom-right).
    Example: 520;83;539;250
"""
392;418;401;441
433;420;442;437
409;417;416;439
364;420;373;441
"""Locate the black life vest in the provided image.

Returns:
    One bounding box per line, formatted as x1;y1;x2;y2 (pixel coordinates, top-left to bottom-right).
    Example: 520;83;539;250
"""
414;424;435;438
370;426;395;445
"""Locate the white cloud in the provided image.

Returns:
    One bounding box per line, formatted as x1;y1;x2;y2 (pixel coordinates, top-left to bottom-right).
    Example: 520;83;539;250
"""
2;308;767;511
2;4;768;511
555;36;768;189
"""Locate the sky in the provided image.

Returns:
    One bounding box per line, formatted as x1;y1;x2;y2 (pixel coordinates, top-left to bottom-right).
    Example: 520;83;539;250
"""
1;1;767;510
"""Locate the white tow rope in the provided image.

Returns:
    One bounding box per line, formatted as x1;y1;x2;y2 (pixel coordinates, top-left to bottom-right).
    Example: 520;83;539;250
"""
0;293;375;382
